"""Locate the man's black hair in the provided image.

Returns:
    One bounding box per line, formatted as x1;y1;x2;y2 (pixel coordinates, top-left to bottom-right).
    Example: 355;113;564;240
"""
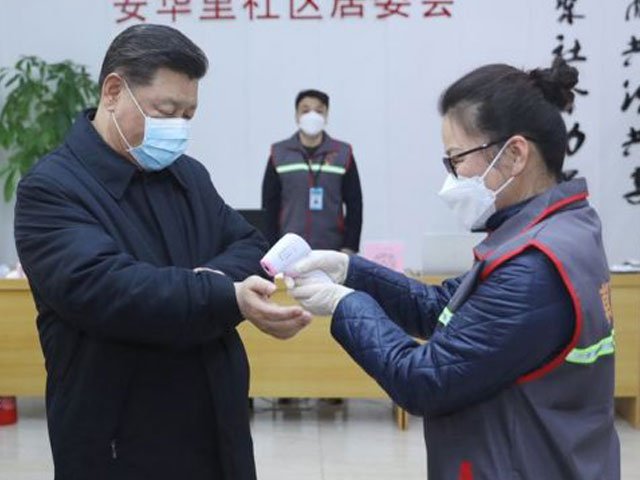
295;89;330;110
98;24;208;87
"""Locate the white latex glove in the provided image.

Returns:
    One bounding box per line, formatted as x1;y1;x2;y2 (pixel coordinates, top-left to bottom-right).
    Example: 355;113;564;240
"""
289;250;350;285
287;275;354;316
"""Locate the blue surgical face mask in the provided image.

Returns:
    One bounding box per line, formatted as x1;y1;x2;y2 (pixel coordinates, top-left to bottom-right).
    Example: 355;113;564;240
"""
111;80;191;171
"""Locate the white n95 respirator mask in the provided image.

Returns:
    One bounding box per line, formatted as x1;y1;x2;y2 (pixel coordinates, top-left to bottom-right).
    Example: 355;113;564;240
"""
437;142;514;231
298;111;325;136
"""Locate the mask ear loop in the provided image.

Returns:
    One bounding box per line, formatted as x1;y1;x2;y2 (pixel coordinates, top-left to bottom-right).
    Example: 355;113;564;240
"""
121;78;147;118
480;139;516;197
110;76;146;152
480;140;510;181
111;112;134;151
494;174;514;196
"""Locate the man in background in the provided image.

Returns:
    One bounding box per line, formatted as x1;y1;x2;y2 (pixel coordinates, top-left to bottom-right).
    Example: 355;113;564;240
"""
261;89;362;254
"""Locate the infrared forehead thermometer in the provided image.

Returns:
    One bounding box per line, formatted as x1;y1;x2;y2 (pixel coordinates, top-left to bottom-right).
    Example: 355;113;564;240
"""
260;233;331;282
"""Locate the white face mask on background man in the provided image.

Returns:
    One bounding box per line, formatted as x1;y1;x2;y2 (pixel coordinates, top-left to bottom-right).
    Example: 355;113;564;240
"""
298;111;326;137
437;141;514;231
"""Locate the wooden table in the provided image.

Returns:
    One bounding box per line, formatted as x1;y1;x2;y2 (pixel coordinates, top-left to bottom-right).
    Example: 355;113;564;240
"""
1;274;639;428
610;274;640;428
0;279;43;396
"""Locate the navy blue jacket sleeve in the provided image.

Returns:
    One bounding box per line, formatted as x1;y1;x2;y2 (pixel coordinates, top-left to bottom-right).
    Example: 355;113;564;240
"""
197;166;269;281
332;249;574;416
14;170;244;349
201;203;268;281
261;158;281;247
344;255;463;339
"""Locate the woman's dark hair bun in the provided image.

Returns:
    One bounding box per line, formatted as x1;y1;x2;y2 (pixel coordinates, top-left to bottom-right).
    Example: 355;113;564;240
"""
528;56;579;113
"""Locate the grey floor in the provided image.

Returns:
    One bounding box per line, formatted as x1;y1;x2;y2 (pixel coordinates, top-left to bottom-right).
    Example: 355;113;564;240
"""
1;397;639;479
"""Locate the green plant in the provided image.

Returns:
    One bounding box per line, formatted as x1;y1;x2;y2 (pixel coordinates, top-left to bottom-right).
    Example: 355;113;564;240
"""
0;56;100;201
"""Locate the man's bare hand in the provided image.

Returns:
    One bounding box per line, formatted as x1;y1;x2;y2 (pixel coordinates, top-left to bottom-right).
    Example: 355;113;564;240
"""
235;276;312;339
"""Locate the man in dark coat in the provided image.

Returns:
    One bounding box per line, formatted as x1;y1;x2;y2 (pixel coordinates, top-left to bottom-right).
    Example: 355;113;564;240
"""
14;24;311;480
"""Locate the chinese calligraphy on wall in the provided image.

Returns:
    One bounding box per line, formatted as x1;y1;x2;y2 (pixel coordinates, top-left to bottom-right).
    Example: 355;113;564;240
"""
112;0;455;23
623;0;640;204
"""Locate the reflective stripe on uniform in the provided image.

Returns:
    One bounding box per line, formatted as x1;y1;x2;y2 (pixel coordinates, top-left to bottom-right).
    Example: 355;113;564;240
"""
275;163;346;175
438;306;453;327
565;331;615;364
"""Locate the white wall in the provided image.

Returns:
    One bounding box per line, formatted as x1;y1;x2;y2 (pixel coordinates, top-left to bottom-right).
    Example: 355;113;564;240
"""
0;0;638;269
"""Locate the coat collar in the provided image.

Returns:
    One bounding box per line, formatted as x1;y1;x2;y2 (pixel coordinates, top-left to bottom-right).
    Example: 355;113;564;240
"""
65;109;189;199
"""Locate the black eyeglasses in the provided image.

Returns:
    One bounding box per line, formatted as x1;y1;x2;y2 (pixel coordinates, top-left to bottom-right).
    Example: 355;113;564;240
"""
442;137;509;178
442;135;538;178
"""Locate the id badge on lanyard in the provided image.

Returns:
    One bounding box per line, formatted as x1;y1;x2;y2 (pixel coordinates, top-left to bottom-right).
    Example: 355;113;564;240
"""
308;158;325;211
309;187;324;211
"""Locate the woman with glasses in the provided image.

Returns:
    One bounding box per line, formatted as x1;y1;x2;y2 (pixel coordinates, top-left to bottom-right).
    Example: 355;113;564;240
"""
286;56;620;479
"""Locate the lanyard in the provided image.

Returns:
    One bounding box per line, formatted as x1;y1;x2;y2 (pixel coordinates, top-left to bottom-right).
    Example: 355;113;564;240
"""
306;156;327;187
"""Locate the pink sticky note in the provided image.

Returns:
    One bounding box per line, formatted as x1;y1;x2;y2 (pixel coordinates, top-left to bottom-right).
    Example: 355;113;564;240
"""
362;242;405;272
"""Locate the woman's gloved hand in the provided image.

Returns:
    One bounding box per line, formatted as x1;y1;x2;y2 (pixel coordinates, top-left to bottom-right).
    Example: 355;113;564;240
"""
286;274;354;316
289;250;350;285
